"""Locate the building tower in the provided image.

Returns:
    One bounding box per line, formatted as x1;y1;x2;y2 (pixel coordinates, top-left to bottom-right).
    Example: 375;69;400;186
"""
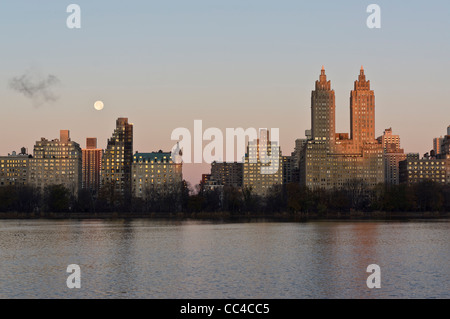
82;138;103;194
311;66;336;150
243;129;283;196
101;118;133;198
350;66;375;149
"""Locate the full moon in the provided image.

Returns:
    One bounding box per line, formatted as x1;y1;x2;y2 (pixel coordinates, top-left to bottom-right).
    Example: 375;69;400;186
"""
94;100;104;111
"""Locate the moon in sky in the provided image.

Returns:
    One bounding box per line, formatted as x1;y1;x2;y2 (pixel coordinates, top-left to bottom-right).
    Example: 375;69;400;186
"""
94;100;104;111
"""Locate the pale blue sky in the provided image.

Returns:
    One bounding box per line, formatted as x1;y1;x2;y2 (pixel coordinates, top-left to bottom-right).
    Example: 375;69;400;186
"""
1;1;449;184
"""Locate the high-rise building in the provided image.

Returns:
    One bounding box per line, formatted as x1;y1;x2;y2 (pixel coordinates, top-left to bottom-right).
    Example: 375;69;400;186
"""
350;66;376;149
447;125;450;136
378;128;405;185
101;118;133;197
301;67;384;189
82;138;102;194
0;148;30;187
311;66;336;151
132;150;182;198
29;130;82;195
243;129;283;196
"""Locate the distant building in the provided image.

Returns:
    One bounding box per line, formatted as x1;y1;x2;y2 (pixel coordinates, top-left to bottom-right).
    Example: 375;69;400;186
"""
201;174;211;185
433;137;444;156
378;128;405;185
101;118;133;197
0;148;30;187
209;161;243;188
378;128;401;152
132;150;182;199
400;154;450;185
82;138;103;194
442;136;450;156
29;130;82;195
406;153;420;161
243;129;283;196
282;155;297;184
300;67;384;190
286;138;306;184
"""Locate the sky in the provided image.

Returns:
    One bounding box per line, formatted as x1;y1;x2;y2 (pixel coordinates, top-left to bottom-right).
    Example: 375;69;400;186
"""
1;1;449;186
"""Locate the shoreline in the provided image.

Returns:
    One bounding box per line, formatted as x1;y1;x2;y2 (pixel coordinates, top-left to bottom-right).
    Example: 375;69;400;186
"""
0;211;449;221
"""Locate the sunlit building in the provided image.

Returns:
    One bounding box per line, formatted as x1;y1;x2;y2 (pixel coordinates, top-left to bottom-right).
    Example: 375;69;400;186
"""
377;128;406;185
28;130;82;195
243;129;283;196
82;138;103;194
433;137;444;156
300;67;384;189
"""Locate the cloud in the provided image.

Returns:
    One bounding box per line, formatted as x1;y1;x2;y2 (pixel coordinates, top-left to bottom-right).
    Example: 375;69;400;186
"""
9;69;61;107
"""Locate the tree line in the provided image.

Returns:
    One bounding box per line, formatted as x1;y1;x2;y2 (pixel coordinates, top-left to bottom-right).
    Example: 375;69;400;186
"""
0;180;449;214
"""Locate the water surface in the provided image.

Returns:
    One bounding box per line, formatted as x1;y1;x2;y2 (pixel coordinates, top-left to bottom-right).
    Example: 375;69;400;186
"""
0;219;448;298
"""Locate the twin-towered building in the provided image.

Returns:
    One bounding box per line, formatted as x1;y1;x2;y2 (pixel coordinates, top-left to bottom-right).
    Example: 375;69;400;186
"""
299;66;384;189
1;67;449;197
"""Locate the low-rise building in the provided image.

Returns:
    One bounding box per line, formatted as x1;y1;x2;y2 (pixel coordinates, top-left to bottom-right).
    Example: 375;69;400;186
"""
210;161;243;188
132;150;182;198
0;148;31;187
399;154;450;185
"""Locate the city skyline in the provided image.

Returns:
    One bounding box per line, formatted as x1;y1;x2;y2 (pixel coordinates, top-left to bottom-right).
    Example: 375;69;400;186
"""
0;65;450;187
1;1;450;186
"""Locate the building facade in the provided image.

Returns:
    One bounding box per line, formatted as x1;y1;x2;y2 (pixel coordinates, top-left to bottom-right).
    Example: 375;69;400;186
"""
132;150;182;198
400;154;450;185
0;148;30;187
243;130;283;196
433;137;444;156
378;128;406;185
300;67;384;190
209;161;243;188
82;138;103;194
28;130;82;195
101;118;133;197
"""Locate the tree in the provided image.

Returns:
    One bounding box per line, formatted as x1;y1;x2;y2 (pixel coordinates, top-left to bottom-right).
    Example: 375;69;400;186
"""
44;184;70;212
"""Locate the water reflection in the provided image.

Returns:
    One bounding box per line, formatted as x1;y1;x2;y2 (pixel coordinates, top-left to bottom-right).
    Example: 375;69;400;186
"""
0;220;448;298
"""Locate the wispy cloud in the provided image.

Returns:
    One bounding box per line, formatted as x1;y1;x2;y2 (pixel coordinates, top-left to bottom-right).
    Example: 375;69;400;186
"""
9;69;61;107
